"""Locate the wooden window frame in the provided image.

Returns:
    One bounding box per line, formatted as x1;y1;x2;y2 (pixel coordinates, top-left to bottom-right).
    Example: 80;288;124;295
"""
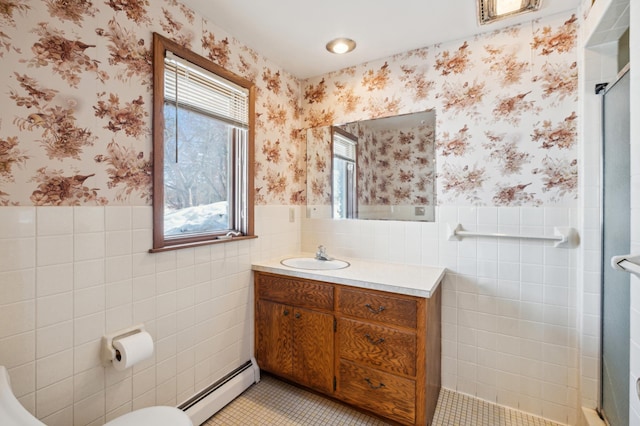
151;33;255;252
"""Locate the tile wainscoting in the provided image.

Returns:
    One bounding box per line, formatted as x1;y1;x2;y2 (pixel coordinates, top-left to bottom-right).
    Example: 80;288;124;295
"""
303;205;579;425
0;205;300;426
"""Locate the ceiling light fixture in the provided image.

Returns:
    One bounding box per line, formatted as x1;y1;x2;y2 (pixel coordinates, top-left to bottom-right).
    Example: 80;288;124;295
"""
478;0;542;25
326;38;356;54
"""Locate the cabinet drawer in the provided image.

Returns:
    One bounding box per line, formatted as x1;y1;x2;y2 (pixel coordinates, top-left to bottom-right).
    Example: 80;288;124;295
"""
338;318;416;376
337;288;417;329
256;273;333;310
338;359;415;425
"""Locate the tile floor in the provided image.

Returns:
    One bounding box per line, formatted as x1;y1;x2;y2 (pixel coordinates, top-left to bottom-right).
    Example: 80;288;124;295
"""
204;375;564;426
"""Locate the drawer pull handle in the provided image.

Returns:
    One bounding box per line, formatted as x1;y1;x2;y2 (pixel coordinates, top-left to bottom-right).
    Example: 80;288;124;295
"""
364;378;385;390
295;312;301;319
364;334;385;345
283;310;289;316
364;304;385;314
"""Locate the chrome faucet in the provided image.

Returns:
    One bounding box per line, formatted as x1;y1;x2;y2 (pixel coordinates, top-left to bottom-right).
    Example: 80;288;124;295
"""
315;245;332;261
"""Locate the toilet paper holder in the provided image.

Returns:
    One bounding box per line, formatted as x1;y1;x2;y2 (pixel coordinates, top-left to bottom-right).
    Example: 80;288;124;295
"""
101;324;147;367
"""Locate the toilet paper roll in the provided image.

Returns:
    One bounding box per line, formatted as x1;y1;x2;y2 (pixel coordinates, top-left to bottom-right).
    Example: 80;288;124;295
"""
112;331;154;371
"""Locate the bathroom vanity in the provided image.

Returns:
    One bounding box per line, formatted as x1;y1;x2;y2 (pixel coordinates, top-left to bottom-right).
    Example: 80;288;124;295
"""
252;256;444;426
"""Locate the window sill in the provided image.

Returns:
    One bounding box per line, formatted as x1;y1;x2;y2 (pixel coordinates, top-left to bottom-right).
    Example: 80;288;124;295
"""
149;234;258;253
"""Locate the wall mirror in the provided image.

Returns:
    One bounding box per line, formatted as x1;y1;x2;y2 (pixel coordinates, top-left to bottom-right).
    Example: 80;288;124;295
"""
306;110;436;222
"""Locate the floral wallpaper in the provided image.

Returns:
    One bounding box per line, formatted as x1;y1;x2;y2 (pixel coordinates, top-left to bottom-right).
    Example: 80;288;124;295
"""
0;0;305;206
302;13;579;207
305;126;331;209
0;4;578;208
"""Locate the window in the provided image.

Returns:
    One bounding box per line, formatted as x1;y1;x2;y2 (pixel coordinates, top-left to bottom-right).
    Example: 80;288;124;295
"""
332;128;357;219
151;33;255;251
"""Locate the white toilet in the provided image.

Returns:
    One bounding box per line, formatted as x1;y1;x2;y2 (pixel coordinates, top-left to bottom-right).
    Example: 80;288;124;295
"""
0;366;193;426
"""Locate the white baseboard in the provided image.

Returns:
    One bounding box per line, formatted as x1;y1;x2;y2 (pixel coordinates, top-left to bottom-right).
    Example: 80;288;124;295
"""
181;359;260;426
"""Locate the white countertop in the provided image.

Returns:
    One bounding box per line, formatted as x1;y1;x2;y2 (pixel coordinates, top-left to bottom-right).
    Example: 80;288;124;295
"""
251;253;446;298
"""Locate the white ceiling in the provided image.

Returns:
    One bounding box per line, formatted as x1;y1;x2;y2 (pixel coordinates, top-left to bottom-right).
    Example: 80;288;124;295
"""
180;0;581;79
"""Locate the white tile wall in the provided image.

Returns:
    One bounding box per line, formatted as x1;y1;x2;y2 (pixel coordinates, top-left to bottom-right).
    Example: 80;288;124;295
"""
0;204;300;425
0;93;630;426
302;206;579;424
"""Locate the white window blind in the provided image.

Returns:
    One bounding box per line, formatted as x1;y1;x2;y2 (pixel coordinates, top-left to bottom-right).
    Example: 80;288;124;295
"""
164;52;249;129
334;133;357;161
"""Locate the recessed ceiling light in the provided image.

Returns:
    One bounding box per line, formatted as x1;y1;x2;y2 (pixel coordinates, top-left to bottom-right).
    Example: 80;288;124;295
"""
326;38;356;54
478;0;542;25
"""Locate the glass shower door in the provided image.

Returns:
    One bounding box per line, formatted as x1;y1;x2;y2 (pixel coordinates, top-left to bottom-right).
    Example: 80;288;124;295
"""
600;68;630;426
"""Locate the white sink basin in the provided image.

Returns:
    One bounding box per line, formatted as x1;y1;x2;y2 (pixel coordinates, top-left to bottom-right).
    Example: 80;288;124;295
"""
280;257;350;270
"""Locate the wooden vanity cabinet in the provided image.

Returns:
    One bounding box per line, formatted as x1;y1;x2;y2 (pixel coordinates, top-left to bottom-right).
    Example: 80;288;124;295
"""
255;273;334;394
254;271;441;426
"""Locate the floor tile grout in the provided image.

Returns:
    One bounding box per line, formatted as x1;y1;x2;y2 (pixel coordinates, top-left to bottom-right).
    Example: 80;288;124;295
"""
204;375;565;426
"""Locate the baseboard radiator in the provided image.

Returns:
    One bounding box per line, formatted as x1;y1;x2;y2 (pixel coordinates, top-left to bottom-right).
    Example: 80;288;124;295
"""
179;358;260;425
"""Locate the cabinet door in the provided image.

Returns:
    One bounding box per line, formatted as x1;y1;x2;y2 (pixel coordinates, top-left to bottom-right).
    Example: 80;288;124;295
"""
292;307;334;394
256;300;293;377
